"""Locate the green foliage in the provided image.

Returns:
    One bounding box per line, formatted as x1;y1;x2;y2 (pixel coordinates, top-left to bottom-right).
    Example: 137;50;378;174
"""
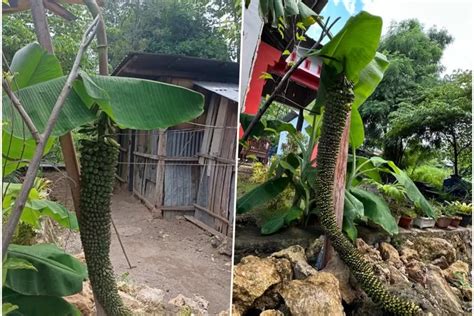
445;201;472;215
3;288;81;316
312;12;389;149
2;5;98;72
237;176;291;214
3;43;61;176
350;187;399;236
388;70;472;176
5;244;87;297
105;0;238;66
360;19;456;166
261;206;303;235
4;72;205;139
254;0;319;28
408;164;451;189
3;179;78;231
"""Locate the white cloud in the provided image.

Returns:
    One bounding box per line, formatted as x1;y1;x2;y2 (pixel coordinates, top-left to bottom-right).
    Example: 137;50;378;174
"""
362;0;473;74
343;0;357;14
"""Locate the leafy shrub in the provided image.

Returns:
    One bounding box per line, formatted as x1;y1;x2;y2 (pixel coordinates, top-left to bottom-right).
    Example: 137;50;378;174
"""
408;164;451;189
445;201;472;215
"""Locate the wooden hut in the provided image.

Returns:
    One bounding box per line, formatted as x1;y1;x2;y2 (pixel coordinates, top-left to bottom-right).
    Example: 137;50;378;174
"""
112;53;238;237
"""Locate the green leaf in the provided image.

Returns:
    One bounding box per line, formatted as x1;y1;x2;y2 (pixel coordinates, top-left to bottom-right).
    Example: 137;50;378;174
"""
2;132;55;176
259;72;274;80
3;74;204;138
318;11;383;83
3;289;80;316
353;52;389;110
2;303;18;316
3;77;96;138
284;206;304;224
3;257;37;285
282;50;291;56
9;43;63;90
279;160;297;175
387;161;435;218
2;43;61;176
349;108;364;149
6;244;87;297
237;177;291;213
261;214;285;235
343;190;365;240
350;187;398;235
27;200;78;230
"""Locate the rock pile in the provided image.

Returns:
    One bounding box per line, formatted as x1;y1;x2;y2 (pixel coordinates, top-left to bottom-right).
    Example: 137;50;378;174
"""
232;237;472;315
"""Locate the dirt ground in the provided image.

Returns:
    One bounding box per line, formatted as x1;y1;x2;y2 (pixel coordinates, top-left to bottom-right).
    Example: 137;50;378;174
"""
44;171;232;314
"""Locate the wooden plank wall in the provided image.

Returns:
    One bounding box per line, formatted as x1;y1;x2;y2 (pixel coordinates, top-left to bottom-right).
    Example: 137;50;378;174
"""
195;95;237;236
114;78;237;237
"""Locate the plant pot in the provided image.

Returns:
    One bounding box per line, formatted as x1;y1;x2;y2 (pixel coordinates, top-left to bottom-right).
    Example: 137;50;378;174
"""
435;216;451;229
413;217;435;229
398;216;413;229
459;214;472;227
450;216;462;228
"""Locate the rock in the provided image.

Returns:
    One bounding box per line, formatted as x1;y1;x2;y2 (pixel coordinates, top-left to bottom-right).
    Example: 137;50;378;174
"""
232;304;243;316
218;237;233;256
387;263;409;285
210;236;221;248
64;281;94;316
413;237;457;265
278;273;344;316
305;236;324;263
444;260;470;285
271;245;317;279
136;286;165;305
232;255;292;312
423;265;465;315
253;288;282;311
168;294;209;315
379;242;403;267
399;246;419;264
217;310;230;316
432;256;450;269
323;254;362;304
406;260;428;285
119;291;144;311
356;238;382;262
260;310;284;316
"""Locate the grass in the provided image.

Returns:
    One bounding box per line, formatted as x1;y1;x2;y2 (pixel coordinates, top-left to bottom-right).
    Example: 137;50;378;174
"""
408;164;451;189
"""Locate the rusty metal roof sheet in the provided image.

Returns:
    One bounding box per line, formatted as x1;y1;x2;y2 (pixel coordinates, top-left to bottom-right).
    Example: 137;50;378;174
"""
193;81;239;103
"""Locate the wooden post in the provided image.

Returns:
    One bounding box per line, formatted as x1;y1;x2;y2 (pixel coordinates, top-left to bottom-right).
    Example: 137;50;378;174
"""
29;0;82;215
154;129;167;218
320;114;351;268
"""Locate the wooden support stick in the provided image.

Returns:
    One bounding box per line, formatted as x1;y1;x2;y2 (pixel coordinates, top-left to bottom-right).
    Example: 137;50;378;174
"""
29;0;82;215
2;16;100;258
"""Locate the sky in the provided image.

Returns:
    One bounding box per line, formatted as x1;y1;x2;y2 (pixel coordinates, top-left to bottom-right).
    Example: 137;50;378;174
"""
307;0;473;74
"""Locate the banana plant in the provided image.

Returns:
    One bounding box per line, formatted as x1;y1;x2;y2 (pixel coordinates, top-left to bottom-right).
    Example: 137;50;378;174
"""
3;244;87;316
343;149;435;240
3;42;204;315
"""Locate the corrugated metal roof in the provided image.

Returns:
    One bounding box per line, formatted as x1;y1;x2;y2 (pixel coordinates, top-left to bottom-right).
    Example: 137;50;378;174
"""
194;81;239;102
112;53;239;84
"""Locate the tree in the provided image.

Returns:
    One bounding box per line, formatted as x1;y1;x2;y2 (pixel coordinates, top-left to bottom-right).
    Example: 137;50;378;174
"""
2;5;98;72
104;0;238;68
388;70;472;177
359;19;453;165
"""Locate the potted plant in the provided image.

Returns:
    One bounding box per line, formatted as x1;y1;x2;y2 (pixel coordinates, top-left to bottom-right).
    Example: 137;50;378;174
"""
435;206;452;229
412;205;435;229
399;209;416;229
447;201;472;227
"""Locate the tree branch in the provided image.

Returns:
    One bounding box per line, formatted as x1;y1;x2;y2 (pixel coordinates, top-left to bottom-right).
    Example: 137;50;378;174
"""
2;15;100;259
2;79;42;144
241;17;340;142
83;0;108;75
